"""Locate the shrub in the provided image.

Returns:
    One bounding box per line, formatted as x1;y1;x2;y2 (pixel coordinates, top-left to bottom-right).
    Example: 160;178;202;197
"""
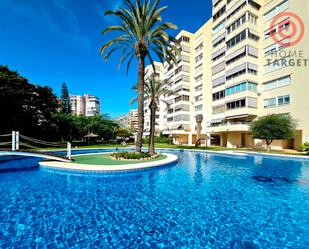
298;142;309;155
250;114;296;151
143;135;173;144
110;151;155;160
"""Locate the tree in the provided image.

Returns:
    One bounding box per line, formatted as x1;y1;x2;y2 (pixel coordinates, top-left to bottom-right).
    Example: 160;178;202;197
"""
132;75;172;155
0;65;59;138
100;0;179;153
250;114;296;151
61;82;71;114
116;127;132;144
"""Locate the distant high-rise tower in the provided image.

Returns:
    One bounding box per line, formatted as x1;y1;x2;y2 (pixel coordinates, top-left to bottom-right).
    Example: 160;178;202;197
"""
70;94;100;117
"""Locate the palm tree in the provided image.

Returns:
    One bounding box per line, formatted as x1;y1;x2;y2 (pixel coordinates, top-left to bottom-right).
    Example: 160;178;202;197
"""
100;0;179;153
132;75;173;155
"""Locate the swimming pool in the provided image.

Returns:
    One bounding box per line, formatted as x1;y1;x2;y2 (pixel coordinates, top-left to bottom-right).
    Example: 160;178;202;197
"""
0;150;308;248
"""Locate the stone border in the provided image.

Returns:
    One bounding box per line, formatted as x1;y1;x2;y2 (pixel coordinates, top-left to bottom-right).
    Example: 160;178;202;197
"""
39;153;178;172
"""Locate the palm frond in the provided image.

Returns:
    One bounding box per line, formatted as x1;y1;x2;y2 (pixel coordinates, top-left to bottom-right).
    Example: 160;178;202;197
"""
100;0;179;74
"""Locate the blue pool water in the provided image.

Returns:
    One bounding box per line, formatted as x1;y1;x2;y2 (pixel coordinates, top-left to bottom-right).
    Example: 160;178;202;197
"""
0;150;308;248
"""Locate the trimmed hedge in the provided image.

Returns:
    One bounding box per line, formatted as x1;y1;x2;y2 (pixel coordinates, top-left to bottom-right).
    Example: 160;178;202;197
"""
110;152;154;160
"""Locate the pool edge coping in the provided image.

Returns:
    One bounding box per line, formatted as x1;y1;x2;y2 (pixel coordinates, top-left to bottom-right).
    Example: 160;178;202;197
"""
39;153;178;172
38;147;309;160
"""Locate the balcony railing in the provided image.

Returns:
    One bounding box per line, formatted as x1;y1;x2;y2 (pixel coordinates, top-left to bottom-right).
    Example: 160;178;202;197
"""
208;121;252;128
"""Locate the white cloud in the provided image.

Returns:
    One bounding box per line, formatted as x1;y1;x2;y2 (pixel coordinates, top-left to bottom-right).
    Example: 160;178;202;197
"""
1;0;92;49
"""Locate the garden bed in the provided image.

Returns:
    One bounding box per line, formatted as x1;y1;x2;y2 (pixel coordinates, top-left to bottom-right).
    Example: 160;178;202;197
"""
73;153;167;165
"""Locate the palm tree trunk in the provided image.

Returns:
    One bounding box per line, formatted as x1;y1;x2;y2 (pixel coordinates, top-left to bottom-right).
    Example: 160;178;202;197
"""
149;101;157;156
135;55;145;153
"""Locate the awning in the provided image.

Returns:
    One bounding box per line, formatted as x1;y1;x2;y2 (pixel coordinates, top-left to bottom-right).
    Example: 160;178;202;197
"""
226;46;246;61
212;47;226;60
84;133;99;138
226;63;246;78
225;114;255;120
212;75;225;87
211;118;224;123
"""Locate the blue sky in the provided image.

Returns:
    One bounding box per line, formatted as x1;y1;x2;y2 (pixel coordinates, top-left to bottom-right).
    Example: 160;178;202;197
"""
0;0;212;118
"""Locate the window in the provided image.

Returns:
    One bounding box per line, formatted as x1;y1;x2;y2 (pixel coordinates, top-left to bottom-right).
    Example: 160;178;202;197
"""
195;94;203;102
213;6;226;22
226;51;246;65
248;12;258;24
264;95;290;108
224;63;258;80
278;95;290;106
264;98;277;108
212;61;226;75
227;1;246;20
195;43;203;53
181;45;190;53
174;114;190;122
225;82;257;96
227;14;246;34
213;0;223;8
195;74;203;82
226;68;246;81
175;95;190;103
195;54;203;64
195;105;203;112
195;64;203;74
264;57;289;74
263;75;291;91
213;37;225;48
226;29;247;49
178;36;190;43
264;18;290;40
213;105;225;114
226;45;258;65
213;90;225;101
195;85;203;92
213;21;225;35
226;98;246;110
175;66;182;75
248;0;261;10
212;51;225;62
248;30;260;41
264;38;290;56
263;0;289;22
175;104;190;112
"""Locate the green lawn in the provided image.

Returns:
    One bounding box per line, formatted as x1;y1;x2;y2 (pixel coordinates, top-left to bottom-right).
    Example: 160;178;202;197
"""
73;153;167;165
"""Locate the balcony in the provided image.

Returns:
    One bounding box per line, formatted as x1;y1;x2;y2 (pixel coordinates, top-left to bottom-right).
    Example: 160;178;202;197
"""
206;122;251;133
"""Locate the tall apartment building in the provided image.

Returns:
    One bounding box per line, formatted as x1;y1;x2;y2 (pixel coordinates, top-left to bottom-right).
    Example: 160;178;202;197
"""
146;0;309;149
70;94;100;117
143;62;167;135
129;109;139;132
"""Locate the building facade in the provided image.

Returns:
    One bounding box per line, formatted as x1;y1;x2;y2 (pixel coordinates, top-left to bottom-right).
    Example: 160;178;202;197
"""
145;0;309;149
129;109;139;132
70;94;100;117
